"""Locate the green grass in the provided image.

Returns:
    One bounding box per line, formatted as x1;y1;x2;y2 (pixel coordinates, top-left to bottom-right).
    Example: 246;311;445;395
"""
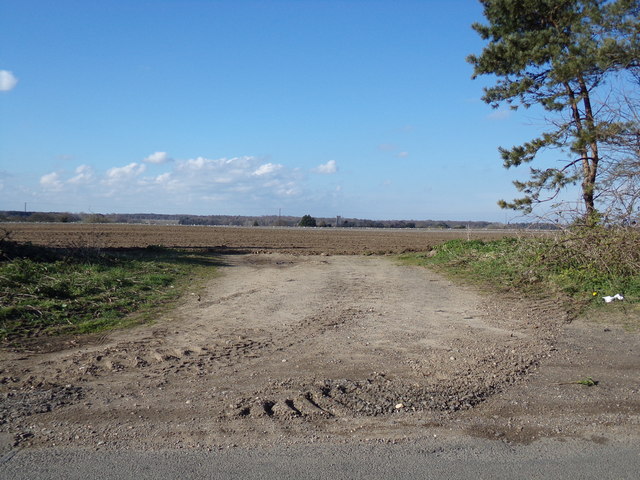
400;228;640;316
0;240;221;341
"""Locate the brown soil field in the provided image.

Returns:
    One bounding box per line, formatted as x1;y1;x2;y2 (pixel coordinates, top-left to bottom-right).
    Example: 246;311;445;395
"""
1;223;532;254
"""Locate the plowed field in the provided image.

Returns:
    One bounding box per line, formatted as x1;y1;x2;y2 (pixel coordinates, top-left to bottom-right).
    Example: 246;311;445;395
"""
1;223;522;254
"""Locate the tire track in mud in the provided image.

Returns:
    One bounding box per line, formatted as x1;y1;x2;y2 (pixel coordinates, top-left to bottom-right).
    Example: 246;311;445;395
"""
19;275;372;384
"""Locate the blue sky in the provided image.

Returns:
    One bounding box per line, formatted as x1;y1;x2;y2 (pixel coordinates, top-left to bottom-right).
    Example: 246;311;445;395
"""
1;0;556;221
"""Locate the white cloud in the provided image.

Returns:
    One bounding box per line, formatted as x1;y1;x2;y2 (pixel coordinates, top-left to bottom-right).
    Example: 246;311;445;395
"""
0;70;18;91
314;160;337;174
152;172;182;191
253;162;283;176
176;156;257;182
180;156;208;171
25;154;310;214
396;152;409;158
68;165;95;184
277;182;301;196
105;162;146;185
143;151;172;164
166;155;300;203
155;172;172;183
40;172;64;190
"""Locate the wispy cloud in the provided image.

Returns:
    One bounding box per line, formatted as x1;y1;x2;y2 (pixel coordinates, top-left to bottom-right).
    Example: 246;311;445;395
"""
68;165;95;184
487;108;511;120
40;172;64;191
378;143;396;152
314;160;337;174
379;144;409;158
0;70;18;91
253;162;283;176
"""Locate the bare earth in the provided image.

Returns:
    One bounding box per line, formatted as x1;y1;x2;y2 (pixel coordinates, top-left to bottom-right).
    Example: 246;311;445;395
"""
2;223;532;254
1;253;638;451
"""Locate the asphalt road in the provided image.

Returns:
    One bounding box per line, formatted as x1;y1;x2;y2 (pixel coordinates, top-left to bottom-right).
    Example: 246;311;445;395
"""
2;438;639;480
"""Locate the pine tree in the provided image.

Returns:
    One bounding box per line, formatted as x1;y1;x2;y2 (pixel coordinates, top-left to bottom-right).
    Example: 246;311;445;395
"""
468;0;639;225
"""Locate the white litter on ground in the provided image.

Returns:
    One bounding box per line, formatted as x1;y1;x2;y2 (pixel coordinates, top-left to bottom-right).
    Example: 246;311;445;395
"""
603;294;624;303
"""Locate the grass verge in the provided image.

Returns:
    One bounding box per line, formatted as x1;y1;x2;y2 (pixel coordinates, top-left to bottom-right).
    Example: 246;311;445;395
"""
0;238;221;342
400;228;640;322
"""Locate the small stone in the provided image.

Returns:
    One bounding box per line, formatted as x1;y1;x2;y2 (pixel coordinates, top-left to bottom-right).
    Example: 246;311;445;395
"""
395;403;404;409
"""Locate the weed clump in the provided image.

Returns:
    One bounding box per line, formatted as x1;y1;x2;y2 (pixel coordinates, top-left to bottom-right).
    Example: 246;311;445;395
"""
0;233;217;341
402;228;640;313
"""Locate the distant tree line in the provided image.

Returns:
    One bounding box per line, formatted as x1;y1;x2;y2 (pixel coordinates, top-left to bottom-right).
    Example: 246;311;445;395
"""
0;210;558;229
0;211;82;223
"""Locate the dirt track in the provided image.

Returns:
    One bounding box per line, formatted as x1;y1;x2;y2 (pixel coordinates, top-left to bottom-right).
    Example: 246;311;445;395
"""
1;253;638;450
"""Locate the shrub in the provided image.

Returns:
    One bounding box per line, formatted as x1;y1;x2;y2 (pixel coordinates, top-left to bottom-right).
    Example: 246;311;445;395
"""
299;215;317;227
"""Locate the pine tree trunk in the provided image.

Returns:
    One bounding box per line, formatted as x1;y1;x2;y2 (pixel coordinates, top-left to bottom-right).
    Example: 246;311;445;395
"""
579;77;599;223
